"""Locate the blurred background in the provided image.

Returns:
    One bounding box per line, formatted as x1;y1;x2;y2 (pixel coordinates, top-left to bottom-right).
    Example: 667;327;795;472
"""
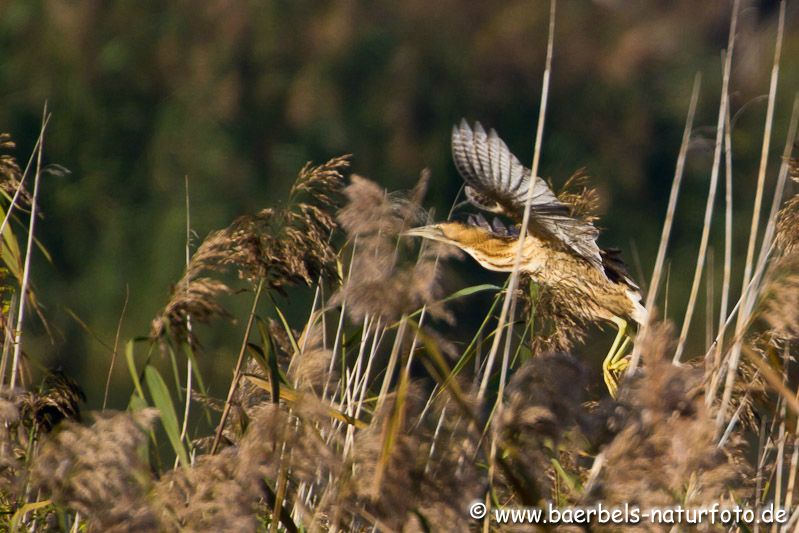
0;0;796;408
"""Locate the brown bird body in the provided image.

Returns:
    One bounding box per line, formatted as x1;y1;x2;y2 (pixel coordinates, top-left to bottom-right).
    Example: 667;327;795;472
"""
405;221;647;326
405;120;647;394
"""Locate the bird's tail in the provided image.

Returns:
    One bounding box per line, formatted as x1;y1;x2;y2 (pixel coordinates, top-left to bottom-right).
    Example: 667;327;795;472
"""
627;290;649;326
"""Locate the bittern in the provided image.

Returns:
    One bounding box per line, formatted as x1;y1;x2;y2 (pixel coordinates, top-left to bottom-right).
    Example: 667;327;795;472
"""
405;120;647;396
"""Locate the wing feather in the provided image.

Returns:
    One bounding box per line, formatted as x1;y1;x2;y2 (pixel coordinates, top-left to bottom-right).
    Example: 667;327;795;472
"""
452;120;603;270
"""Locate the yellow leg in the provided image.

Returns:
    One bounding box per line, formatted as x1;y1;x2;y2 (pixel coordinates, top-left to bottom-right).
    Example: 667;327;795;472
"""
602;317;628;398
609;336;631;371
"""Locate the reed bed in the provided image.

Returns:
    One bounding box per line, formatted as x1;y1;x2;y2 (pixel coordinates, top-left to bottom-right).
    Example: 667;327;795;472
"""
0;2;798;531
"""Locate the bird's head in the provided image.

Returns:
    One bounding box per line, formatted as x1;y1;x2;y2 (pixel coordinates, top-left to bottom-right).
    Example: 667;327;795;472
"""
403;222;457;244
404;222;521;273
403;222;467;246
404;222;508;248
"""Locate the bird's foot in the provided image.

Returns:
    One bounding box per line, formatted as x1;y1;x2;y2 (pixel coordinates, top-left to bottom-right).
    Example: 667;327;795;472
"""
604;353;631;398
603;367;619;399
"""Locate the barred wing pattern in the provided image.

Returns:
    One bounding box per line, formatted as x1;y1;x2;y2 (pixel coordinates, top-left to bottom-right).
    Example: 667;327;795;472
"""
451;120;603;271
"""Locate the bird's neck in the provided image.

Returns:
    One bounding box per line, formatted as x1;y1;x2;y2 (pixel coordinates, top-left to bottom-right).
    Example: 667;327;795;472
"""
466;234;548;274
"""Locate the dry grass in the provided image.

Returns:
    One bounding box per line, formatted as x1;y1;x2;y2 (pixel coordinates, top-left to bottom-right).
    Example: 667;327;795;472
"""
5;145;799;530
33;410;160;532
2;6;799;530
0;133;30;206
333;172;460;323
588;323;747;514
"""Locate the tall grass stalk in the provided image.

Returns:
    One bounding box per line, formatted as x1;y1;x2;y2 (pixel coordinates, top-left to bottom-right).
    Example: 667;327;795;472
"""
178;175;194;456
705;248;714;352
738;0;785;309
674;0;738;363
715;101;798;434
628;75;700;375
786;418;799;510
705;102;735;404
712;99;735;382
102;287;129;409
322;238;357;402
712;0;787;432
773;345;789;520
210;278;265;454
10;107;49;389
478;0;556;401
375;315;408;414
0;294;16;386
0;116;50;242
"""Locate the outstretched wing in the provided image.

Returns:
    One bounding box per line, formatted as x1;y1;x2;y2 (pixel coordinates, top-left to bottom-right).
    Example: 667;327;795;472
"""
451;119;602;270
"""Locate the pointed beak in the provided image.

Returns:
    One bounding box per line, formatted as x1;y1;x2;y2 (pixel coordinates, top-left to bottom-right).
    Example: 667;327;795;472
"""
402;225;443;240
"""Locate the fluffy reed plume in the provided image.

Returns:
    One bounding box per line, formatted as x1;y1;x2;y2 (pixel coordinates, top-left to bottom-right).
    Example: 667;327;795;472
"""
334;172;460;323
775;155;799;255
150;227;237;346
758;254;799;342
156;403;338;531
514;174;601;354
155;452;255;532
0;393;25;507
226;155;348;290
586;322;745;513
33;410;159;532
557;169;601;224
0;133;30;205
776;200;799;255
766;155;799;342
32;402;337;531
407;389;484;525
326;383;481;531
0;376;86;510
152;156;348;346
19;371;85;432
288;322;335;394
496;352;586;502
523;279;591;354
708;343;766;433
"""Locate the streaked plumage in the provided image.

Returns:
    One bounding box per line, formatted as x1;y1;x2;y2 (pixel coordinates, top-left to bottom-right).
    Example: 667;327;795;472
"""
405;216;646;326
451;120;603;271
405;120;647;395
408;120;646;326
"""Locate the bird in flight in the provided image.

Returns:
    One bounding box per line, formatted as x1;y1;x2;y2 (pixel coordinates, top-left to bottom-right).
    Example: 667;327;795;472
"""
404;120;647;396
